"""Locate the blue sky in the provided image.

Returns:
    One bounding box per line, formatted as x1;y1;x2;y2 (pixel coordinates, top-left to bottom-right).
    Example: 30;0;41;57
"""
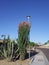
0;0;49;43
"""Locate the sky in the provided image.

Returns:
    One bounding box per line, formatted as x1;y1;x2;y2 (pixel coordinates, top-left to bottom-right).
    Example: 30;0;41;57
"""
0;0;49;44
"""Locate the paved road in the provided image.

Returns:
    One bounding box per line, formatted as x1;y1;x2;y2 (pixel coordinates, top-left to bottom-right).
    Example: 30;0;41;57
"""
37;48;49;61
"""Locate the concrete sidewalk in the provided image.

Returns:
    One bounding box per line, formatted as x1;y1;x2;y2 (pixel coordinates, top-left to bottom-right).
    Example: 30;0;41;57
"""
29;49;49;65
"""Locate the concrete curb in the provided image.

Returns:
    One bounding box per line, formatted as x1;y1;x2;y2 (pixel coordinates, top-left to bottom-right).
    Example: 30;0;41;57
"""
29;49;49;65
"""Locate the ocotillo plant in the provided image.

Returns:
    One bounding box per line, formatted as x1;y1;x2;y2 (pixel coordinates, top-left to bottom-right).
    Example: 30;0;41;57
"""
18;21;31;60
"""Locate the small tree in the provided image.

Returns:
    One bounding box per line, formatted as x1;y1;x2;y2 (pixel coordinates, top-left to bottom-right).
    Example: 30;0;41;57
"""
18;21;31;60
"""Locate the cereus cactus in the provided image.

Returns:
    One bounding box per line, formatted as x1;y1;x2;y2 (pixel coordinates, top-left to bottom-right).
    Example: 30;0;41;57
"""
18;21;31;60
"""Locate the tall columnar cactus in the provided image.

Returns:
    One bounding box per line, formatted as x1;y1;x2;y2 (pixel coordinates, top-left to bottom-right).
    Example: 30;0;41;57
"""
18;21;31;60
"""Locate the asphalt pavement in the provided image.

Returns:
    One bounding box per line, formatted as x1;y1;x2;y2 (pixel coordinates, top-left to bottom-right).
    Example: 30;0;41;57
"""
29;49;49;65
37;48;49;61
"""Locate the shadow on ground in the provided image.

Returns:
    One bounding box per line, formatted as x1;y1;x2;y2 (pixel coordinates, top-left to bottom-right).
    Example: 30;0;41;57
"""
0;57;5;60
25;50;39;59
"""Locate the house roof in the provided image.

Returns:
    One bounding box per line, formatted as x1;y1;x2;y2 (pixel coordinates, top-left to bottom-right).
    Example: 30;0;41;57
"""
0;39;3;43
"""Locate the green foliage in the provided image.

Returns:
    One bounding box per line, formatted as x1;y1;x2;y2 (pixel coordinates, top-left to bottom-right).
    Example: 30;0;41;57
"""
29;42;38;47
1;35;7;58
44;42;47;45
44;40;49;45
0;22;31;61
0;35;18;61
47;40;49;43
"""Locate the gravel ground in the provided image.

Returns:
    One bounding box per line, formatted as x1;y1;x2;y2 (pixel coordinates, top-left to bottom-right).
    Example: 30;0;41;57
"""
0;59;30;65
